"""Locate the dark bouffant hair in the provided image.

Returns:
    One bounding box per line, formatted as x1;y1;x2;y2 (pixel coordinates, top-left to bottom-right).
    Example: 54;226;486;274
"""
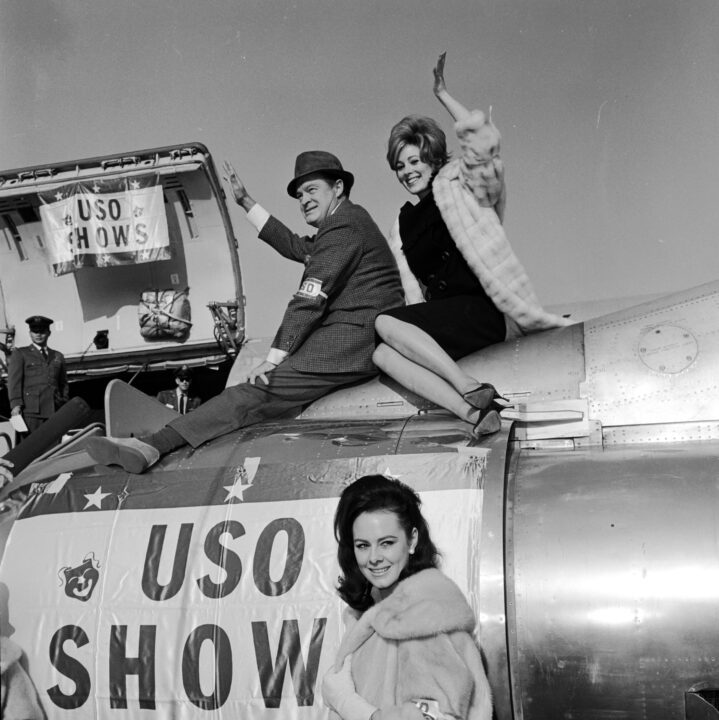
386;115;450;173
334;474;440;611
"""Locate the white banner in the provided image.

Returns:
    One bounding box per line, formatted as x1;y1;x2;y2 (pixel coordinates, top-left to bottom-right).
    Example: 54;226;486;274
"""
0;451;486;719
39;181;170;274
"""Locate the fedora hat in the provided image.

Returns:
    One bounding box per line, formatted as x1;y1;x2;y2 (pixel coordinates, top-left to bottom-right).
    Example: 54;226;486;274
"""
286;150;354;197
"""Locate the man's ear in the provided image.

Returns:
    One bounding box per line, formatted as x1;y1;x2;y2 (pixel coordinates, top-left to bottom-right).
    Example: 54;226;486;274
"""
334;179;344;198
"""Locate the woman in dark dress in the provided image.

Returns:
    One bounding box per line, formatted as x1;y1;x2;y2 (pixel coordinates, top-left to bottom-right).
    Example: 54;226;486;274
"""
373;54;565;436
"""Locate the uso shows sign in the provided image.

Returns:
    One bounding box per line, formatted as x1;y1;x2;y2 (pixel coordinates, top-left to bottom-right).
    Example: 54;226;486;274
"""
39;176;171;275
0;451;486;719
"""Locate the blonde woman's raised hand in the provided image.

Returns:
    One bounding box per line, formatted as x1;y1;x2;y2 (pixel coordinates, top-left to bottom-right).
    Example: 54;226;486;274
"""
432;51;447;97
432;51;470;121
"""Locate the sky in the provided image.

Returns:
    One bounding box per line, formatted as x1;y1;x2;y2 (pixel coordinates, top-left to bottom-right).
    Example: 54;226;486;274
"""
2;0;719;338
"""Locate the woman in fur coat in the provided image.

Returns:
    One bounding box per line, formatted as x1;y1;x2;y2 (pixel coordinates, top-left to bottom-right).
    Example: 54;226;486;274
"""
322;475;493;720
373;53;566;437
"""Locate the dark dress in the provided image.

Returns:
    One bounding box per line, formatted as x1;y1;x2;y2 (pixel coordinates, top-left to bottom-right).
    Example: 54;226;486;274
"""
380;192;506;360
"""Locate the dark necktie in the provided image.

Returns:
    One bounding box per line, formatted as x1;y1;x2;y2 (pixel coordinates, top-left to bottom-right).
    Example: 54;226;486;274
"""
41;347;48;360
180;394;187;414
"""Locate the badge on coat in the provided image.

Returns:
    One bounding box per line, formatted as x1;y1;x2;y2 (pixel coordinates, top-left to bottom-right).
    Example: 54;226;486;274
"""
296;277;327;300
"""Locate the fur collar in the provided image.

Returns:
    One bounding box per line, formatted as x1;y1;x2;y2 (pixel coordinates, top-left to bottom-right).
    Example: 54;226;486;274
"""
432;162;568;334
335;569;474;667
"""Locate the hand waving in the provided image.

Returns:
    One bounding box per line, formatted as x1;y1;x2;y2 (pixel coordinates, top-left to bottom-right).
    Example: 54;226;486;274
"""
222;160;250;205
433;51;447;96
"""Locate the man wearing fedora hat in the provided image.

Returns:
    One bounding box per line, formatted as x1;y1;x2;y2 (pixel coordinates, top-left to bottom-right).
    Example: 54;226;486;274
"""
8;315;69;433
87;150;404;473
157;366;202;415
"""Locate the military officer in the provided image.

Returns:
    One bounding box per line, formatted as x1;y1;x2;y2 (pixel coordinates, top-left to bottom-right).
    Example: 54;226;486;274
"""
8;316;69;433
156;366;202;414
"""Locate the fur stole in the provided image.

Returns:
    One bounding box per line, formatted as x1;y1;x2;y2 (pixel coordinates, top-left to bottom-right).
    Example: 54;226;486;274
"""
432;162;568;334
387;108;568;338
335;569;475;663
334;569;492;720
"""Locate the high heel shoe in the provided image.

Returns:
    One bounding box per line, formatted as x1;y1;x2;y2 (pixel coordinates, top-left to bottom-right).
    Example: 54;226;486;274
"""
462;383;507;411
472;407;502;438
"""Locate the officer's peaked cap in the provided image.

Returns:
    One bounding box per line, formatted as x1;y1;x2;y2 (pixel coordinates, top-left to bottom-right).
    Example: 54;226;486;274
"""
25;315;53;331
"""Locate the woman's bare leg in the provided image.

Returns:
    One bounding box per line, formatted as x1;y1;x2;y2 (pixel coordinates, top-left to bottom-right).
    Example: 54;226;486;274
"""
373;343;479;423
375;314;480;396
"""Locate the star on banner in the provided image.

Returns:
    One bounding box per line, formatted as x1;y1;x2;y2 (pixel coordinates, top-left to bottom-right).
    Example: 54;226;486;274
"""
130;180;140;190
223;457;261;503
55;192;64;201
83;486;111;510
92;183;101;193
224;479;252;503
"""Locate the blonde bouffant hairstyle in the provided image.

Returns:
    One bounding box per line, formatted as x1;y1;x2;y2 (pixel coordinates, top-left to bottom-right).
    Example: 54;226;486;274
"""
386;115;450;173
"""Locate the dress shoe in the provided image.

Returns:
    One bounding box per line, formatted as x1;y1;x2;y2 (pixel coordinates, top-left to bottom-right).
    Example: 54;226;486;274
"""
86;437;160;474
472;408;502;438
462;383;507;411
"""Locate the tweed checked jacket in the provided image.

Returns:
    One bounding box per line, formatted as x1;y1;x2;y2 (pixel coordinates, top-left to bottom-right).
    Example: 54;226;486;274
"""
259;200;403;374
8;344;68;418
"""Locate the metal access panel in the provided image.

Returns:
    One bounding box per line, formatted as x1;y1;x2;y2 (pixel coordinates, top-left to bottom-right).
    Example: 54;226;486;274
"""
582;282;719;427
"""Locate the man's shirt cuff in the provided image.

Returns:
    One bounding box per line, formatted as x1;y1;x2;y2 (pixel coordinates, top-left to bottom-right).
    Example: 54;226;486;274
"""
246;203;270;232
266;348;289;366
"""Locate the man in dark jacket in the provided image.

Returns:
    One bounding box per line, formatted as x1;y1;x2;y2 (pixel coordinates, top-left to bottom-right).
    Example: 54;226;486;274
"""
8;316;68;433
88;151;403;473
156;366;202;414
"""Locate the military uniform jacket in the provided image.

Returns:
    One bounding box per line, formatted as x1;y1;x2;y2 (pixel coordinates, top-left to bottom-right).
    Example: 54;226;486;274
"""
7;345;68;418
156;389;202;413
259;200;403;374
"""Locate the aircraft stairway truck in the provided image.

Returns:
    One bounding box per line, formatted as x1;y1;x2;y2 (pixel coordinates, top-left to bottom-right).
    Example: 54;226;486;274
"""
0;143;246;455
0;278;718;720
